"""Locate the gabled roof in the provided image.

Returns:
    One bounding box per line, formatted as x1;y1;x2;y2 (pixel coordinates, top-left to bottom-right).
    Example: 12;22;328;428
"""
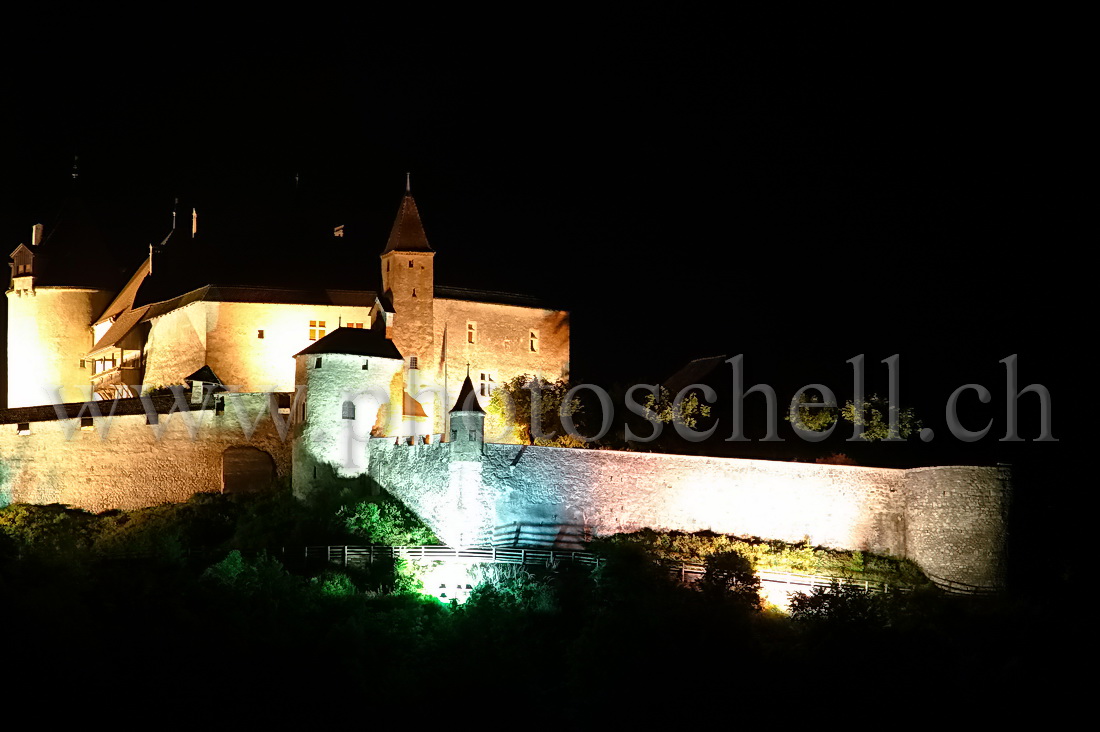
184;365;225;385
449;374;485;413
434;285;558;310
663;355;729;396
88;304;151;355
294;327;403;360
403;392;428;418
141;285;378;321
95;255;152;325
381;192;433;254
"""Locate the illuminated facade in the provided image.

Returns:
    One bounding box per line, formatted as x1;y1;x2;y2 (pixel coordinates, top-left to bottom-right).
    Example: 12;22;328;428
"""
1;187;1010;592
6;187;570;431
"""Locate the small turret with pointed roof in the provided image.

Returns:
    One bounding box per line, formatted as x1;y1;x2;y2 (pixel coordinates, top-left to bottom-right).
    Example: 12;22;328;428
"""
450;373;485;414
448;373;485;456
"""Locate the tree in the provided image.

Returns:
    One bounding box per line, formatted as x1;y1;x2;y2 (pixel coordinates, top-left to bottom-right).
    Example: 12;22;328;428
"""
642;386;712;429
787;392;839;432
486;374;582;446
787;392;920;441
339;497;439;545
841;395;921;441
698;550;763;610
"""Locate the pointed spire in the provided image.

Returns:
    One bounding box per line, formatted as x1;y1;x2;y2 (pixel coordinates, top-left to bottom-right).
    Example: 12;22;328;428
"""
450;374;485;413
381;180;433;254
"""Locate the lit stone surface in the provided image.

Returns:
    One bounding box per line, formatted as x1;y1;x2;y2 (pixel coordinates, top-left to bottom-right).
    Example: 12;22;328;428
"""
374;440;1009;588
0;394;292;512
6;286;114;407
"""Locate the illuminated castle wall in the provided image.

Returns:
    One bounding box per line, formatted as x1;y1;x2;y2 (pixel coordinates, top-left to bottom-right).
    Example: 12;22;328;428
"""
0;394;293;512
2;186;1009;591
364;438;1009;589
6;187;568;432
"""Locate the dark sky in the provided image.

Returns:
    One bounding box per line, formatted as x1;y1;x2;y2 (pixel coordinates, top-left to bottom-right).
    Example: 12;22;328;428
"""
0;19;1081;466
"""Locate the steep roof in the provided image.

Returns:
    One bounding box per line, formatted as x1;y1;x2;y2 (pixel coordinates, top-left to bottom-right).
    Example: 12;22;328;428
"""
381;192;433;254
294;326;403;360
449;374;485;413
22;191;134;289
95;255;152;325
88;304;151;355
141;285;378;321
434;285;558;310
663;355;729;396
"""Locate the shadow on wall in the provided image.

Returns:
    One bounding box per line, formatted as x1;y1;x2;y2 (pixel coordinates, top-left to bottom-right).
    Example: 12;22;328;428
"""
493;522;588;551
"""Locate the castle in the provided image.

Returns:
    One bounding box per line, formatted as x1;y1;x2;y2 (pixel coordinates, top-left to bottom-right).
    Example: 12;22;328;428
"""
0;184;1011;591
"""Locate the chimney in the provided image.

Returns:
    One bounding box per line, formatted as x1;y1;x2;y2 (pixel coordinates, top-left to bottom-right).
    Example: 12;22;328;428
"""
31;223;43;246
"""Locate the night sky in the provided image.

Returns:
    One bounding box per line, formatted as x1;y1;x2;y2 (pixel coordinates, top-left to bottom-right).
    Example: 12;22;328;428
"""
1;20;1080;471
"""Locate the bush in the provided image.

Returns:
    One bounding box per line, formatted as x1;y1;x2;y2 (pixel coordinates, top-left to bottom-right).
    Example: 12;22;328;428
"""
339;497;439;546
788;581;885;626
0;503;98;557
698;550;762;610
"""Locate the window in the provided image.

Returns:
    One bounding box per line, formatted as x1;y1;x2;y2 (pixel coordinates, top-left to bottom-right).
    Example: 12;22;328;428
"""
79;359;86;369
479;372;495;397
342;401;355;420
257;330;264;339
347;322;364;329
309;320;326;340
315;357;322;368
467;321;477;344
529;329;539;353
362;359;370;370
80;417;94;431
408;260;413;268
17;422;30;435
409;356;418;370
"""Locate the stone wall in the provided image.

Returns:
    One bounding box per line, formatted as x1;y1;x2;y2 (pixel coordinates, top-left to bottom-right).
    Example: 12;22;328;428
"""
7;284;114;407
431;298;570;438
0;394;293;513
368;441;1009;588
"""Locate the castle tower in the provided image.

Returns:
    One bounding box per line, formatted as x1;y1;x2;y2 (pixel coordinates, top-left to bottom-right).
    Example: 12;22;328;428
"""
446;373;488;545
291;327;405;501
448;373;485;459
379;180;436;424
7;222;114;407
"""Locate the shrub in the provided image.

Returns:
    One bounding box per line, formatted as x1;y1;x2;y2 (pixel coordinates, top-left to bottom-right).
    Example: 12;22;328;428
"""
698;550;762;610
788;581;885;626
0;503;98;557
339;497;439;546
